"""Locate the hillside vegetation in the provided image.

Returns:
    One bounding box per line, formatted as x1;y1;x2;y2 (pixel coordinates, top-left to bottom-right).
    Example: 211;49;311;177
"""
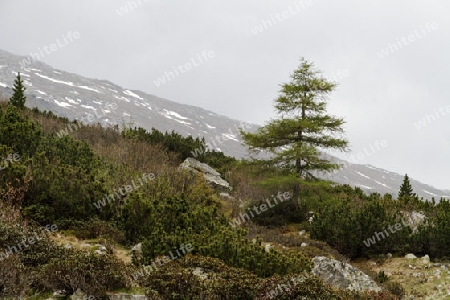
0;100;449;299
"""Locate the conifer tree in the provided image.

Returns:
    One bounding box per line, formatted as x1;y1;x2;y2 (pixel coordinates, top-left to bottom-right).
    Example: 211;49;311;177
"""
398;174;414;198
240;58;348;201
9;72;26;109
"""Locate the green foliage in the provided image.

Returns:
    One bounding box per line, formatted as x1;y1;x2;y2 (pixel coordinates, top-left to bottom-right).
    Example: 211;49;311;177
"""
0;103;441;299
310;190;411;258
240;58;348;201
143;255;369;300
0;105;42;157
0;254;31;297
142;255;397;300
257;275;347;300
398;174;414;199
9;73;26;109
419;200;450;258
38;250;130;297
122;175;311;278
122;126;206;161
376;271;389;283
24;136;108;224
247;197;308;227
0;144;29;196
144;255;260;299
201;150;237;176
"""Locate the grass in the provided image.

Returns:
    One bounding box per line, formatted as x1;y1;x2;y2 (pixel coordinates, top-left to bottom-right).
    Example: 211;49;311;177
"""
354;256;450;299
50;231;132;264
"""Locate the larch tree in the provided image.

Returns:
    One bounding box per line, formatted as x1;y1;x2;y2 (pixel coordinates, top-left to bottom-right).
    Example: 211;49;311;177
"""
240;58;348;202
9;72;27;109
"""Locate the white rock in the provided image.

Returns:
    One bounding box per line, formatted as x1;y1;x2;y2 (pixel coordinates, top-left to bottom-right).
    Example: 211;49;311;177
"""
301;242;308;247
312;256;381;292
422;254;430;264
131;242;142;251
405;253;417;259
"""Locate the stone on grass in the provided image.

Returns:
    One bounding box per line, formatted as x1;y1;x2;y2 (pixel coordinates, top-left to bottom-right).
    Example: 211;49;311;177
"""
312;256;381;292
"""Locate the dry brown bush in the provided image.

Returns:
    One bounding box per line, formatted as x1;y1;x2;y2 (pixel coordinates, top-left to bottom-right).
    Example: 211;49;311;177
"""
0;255;32;297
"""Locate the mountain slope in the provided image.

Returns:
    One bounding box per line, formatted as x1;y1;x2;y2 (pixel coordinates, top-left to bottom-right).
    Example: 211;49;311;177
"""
0;48;447;200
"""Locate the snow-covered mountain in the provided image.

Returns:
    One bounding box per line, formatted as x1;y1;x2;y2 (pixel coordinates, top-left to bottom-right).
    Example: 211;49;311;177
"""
0;49;448;201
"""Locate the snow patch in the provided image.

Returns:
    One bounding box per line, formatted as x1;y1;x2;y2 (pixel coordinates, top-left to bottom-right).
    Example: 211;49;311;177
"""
373;180;391;189
205;123;216;129
12;71;30;77
174;119;191;125
36;90;47;95
355;171;371;180
422;190;438;197
163;109;189;120
65;97;78;105
0;82;8;87
78;86;100;93
123;90;143;100
81;105;96;110
222;133;239;142
357;184;373;190
114;95;130;102
35;73;74;86
54;100;72;107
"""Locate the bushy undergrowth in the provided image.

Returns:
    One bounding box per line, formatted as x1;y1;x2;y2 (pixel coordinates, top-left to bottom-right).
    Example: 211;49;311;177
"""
141;255;398;299
0;199;129;297
38;249;130;297
1;102;444;298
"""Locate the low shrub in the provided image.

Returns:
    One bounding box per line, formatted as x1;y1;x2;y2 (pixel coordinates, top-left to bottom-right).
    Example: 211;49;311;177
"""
38;250;130;297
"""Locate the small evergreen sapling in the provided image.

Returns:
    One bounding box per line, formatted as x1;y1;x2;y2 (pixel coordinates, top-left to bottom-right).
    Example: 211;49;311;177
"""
398;174;414;198
9;73;27;109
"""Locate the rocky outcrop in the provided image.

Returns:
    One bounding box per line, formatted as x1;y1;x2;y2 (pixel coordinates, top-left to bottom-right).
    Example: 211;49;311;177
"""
179;157;232;191
312;256;381;292
402;211;427;233
131;242;142;261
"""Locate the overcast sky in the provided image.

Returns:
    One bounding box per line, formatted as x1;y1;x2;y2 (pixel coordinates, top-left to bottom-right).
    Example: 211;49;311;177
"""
1;0;449;190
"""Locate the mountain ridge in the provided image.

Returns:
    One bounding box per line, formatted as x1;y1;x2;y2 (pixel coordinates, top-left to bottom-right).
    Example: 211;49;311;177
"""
0;48;447;200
